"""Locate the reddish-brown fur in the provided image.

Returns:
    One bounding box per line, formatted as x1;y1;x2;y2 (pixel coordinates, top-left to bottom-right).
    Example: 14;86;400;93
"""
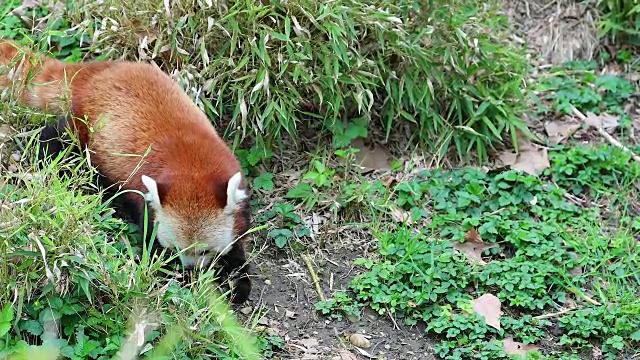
0;39;251;302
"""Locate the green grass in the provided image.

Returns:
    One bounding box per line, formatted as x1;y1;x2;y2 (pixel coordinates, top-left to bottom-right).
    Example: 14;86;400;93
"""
0;133;263;359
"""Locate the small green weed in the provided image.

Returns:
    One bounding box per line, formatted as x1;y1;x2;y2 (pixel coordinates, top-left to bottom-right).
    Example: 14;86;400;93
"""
258;202;310;249
545;144;640;200
535;61;634;117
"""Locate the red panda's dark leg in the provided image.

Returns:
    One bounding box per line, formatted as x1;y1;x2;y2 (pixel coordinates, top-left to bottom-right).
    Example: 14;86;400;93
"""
218;242;251;304
37;115;77;166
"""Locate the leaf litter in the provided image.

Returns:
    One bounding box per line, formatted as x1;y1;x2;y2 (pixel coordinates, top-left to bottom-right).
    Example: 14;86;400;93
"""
453;229;498;265
497;132;550;176
350;138;391;172
544;117;582;144
502;337;539;357
584;111;619;133
471;294;502;330
498;131;551;176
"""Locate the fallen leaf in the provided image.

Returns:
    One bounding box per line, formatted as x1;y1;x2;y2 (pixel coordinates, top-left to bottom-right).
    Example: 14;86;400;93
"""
22;0;39;8
502;337;539;356
390;205;412;224
497;132;550;176
471;294;501;330
545;118;581;143
592;345;603;359
380;175;398;188
498;152;517;166
453;236;497;265
351;138;391;171
285;309;297;319
584;111;619;133
293;337;319;353
464;228;482;243
304;213;323;241
0;124;12;142
498;147;549;176
353;345;374;358
239;306;252;315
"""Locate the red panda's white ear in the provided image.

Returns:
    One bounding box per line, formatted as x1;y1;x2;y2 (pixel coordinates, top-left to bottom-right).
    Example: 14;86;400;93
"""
141;175;162;207
225;172;247;213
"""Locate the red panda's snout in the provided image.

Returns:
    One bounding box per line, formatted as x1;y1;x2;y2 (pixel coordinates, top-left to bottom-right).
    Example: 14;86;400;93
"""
140;171;252;302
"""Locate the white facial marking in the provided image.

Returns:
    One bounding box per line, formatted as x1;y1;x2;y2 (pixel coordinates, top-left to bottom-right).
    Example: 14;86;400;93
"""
141;174;161;208
225;172;247;214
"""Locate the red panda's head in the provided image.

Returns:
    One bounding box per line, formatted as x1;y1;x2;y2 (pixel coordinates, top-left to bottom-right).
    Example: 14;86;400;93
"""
139;171;248;269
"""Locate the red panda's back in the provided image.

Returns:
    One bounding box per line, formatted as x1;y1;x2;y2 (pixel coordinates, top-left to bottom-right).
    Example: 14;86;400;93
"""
69;62;240;194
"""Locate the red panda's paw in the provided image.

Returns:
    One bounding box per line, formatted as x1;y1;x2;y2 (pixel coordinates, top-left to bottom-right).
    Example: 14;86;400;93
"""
229;275;251;304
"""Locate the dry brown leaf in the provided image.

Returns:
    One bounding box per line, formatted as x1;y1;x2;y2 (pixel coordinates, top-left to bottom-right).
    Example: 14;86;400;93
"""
464;228;482;243
453;240;497;265
497;132;550;176
498;152;517;166
545;118;581;143
351;138;391;171
295;337;319;350
498;146;549;176
471;294;501;330
390;205;412;224
239;306;252;315
0;124;12;142
502;337;539;357
380;175;398;188
22;0;40;7
584;111;619;133
285;309;297;319
303;213;323;241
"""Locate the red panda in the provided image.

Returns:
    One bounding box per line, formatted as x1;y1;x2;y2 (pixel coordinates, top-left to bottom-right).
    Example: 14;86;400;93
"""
0;39;252;303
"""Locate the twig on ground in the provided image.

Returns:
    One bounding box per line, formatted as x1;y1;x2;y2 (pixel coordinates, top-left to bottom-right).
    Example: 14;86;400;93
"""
302;253;325;302
572;106;640;163
385;306;400;330
533;307;575;320
563;192;586;206
539;0;558;13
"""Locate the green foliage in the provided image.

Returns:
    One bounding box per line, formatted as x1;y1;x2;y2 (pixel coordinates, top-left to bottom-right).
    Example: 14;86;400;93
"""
256;333;285;358
544;144;640;198
535;61;634;117
258;202;310;249
315;291;363;321
252;172;274;191
317;145;640;359
0;0;91;62
597;0;640;44
70;0;530;162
